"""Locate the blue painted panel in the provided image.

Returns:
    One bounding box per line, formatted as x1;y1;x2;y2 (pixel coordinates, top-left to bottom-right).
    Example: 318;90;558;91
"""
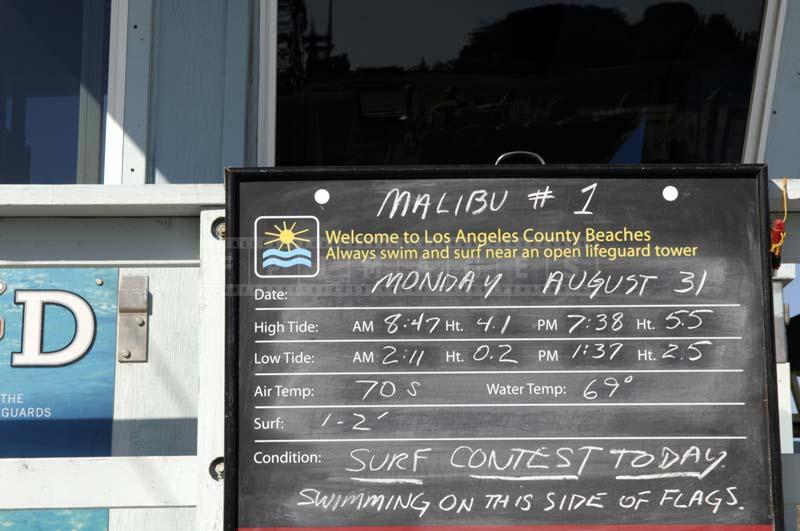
0;510;108;530
0;268;117;530
0;268;117;457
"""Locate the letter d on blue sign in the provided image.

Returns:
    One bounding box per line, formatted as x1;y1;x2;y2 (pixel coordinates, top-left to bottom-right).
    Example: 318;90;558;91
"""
11;290;96;367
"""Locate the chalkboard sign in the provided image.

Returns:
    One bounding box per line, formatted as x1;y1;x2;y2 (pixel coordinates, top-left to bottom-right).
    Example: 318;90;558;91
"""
225;165;782;531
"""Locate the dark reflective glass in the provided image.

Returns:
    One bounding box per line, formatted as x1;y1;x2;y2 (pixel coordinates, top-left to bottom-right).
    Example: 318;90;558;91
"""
276;0;764;165
0;1;110;183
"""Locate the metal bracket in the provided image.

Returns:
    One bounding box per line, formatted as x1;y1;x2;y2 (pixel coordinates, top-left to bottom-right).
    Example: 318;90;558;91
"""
117;276;149;362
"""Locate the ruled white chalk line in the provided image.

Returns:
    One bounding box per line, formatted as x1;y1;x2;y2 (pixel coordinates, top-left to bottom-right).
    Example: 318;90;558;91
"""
469;474;579;481
253;402;745;410
255;304;741;311
254;336;742;344
350;477;423;485
254;369;744;376
254;436;747;443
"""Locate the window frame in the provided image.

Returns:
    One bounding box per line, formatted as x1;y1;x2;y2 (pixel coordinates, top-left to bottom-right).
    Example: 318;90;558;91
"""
102;0;153;185
258;0;786;168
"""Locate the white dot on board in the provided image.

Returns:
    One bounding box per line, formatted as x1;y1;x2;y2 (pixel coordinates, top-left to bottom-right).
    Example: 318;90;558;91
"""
662;185;679;202
314;188;330;205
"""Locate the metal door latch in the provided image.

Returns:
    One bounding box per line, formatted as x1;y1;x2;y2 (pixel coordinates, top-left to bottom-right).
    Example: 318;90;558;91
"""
117;276;149;362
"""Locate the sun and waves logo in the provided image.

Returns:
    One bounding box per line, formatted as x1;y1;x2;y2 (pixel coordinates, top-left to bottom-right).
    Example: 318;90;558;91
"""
254;216;320;278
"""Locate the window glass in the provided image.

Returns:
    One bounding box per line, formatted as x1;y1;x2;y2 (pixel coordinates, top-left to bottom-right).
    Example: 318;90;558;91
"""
0;0;110;183
276;0;765;165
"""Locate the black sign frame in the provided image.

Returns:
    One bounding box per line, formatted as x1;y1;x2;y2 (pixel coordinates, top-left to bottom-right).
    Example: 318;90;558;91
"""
224;164;782;531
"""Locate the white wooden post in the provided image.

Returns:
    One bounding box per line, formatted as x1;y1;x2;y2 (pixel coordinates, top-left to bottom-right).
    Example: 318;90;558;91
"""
195;209;227;530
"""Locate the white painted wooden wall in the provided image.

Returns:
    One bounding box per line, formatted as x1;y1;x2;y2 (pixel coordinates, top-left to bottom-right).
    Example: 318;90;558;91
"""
0;186;224;531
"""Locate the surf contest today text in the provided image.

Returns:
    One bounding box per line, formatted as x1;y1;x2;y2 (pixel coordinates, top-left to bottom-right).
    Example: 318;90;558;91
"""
232;171;778;530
